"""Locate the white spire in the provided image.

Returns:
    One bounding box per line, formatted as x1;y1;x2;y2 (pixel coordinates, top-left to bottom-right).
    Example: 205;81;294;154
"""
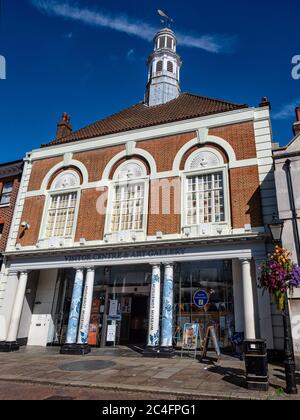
145;27;182;107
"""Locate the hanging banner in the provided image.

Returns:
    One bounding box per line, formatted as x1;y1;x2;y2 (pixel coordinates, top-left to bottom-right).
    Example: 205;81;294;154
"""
147;266;161;347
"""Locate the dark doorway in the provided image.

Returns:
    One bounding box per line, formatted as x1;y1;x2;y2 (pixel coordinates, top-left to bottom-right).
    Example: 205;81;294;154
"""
129;296;149;345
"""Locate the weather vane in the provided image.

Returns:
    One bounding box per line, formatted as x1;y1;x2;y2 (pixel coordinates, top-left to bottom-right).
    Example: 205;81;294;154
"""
157;9;174;28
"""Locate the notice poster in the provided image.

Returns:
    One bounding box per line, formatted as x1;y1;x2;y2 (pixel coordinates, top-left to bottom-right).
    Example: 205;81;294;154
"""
109;300;119;318
182;323;199;350
106;322;117;343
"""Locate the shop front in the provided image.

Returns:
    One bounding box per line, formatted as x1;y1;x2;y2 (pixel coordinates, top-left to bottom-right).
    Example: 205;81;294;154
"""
1;239;274;356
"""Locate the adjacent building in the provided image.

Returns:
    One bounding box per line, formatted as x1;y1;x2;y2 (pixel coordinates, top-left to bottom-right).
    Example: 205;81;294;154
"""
274;108;300;367
0;27;279;356
0;160;23;271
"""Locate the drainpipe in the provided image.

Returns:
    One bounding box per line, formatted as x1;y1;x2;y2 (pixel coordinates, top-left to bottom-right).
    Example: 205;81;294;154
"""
284;159;300;264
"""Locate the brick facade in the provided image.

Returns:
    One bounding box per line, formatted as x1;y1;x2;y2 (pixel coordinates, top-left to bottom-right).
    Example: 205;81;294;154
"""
209;122;257;160
17;196;45;246
75;188;107;242
17;120;264;246
0;177;21;253
229;166;263;228
147;177;181;236
139;132;197;172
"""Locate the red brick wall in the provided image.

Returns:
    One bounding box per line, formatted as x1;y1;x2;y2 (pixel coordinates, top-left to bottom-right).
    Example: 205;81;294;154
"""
139;132;197;172
209;122;257;160
229;166;263;228
75;188;107;242
147;177;181;236
17;196;45;246
28;157;63;191
0;177;21;252
20;120;263;243
74;145;125;182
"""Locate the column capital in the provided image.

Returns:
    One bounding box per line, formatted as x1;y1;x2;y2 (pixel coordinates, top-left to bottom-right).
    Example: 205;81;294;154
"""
18;270;29;277
239;258;252;264
150;263;161;268
74;267;85;272
7;270;19;277
86;267;95;273
163;262;174;267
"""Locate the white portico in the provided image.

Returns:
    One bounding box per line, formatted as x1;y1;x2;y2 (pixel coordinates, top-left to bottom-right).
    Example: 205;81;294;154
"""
0;236;274;355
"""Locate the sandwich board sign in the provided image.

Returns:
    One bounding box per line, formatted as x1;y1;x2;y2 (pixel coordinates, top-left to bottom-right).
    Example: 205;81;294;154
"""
200;325;221;362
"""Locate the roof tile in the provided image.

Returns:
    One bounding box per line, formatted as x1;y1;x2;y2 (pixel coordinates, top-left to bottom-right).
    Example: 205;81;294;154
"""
43;93;248;147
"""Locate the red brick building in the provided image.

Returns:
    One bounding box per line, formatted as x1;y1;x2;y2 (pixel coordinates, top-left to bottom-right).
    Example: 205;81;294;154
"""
0;160;23;271
0;27;279;362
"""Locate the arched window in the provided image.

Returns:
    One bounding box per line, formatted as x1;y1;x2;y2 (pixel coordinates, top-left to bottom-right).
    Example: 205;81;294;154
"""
183;149;229;229
108;161;148;235
167;61;174;73
156;61;163;73
44;171;80;239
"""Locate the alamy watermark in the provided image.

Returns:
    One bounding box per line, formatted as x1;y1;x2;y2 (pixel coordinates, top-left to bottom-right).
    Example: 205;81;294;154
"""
0;55;6;80
292;55;300;80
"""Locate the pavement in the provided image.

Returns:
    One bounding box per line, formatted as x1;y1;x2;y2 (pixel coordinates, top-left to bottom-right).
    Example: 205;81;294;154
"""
0;346;299;400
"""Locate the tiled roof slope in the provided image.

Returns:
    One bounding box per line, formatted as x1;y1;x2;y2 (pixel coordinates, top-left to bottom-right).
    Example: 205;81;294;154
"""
44;93;248;147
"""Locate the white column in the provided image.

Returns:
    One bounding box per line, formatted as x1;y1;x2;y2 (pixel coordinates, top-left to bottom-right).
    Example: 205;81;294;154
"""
77;267;95;345
241;259;256;340
147;264;161;348
6;271;28;343
232;259;244;333
161;264;174;348
65;268;84;344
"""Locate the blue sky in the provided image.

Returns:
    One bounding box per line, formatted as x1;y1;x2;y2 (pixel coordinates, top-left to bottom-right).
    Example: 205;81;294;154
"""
0;0;299;162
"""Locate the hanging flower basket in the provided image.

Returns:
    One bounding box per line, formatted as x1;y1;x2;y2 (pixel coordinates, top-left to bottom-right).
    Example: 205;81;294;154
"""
259;246;300;311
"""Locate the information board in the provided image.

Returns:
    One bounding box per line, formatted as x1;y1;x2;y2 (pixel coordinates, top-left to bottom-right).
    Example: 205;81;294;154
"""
106;322;117;343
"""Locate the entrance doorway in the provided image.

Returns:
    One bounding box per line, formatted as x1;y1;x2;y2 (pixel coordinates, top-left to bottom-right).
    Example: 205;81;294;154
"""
119;295;149;345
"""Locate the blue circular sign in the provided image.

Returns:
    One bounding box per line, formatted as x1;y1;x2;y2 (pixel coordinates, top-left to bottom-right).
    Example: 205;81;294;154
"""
194;290;209;308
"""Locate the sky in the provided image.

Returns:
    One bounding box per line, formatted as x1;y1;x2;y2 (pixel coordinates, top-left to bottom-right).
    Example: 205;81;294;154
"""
0;0;299;163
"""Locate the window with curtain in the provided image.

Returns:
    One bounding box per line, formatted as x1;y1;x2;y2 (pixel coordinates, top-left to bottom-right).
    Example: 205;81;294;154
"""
109;161;147;234
44;171;80;239
0;181;13;205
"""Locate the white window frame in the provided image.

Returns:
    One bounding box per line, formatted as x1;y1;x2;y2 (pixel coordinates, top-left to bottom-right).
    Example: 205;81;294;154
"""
181;149;231;235
39;171;81;242
105;160;149;240
0;181;13;206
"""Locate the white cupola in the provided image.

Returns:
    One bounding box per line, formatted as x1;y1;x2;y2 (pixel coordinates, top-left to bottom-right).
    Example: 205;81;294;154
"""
145;27;182;107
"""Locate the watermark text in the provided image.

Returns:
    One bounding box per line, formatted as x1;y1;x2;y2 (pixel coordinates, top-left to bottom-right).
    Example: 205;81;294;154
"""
0;55;6;80
292;55;300;80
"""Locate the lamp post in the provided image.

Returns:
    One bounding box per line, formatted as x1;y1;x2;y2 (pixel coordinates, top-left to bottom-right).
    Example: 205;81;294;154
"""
268;215;298;395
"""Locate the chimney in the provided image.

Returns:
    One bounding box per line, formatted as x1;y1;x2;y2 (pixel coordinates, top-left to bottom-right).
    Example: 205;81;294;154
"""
259;96;271;109
293;107;300;136
56;112;72;140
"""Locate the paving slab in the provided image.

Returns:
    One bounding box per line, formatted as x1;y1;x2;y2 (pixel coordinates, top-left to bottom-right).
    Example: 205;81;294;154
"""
0;346;299;400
